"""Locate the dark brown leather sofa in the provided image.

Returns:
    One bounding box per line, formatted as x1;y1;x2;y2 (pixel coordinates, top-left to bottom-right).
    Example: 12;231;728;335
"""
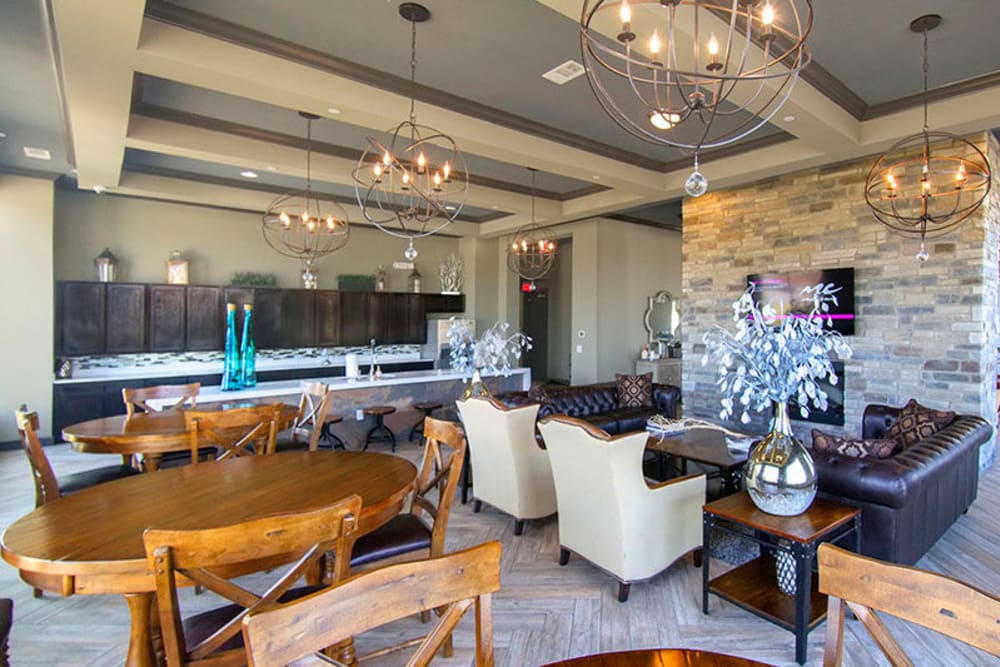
496;382;680;435
812;403;992;565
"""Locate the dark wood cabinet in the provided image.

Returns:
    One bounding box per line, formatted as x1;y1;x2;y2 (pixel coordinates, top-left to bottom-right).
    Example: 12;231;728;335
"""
253;289;283;349
51;383;104;442
148;285;186;352
388;293;426;344
340;292;368;346
281;290;316;348
186;286;224;351
316;291;341;346
423;293;465;314
105;284;147;353
57;282;106;356
367;293;390;343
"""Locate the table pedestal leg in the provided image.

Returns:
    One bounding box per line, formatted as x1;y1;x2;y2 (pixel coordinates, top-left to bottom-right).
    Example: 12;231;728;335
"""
123;592;156;667
141;455;162;473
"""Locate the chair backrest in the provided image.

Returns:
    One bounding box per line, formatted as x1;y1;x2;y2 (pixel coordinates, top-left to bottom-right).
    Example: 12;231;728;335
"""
0;597;12;667
289;381;331;451
411;417;467;557
123;382;200;416
818;543;1000;666
457;397;555;518
184;404;281;463
14;406;61;507
242;541;501;667
144;495;361;667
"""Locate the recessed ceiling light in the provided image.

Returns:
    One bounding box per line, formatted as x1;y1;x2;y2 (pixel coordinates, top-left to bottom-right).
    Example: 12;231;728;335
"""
264;165;278;171
0;131;7;139
240;170;259;179
492;205;500;210
327;107;342;115
591;175;601;181
783;114;796;122
23;146;51;160
445;205;456;211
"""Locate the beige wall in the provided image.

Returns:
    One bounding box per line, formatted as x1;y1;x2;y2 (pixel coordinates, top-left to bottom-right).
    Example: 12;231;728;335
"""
0;176;54;442
54;190;462;291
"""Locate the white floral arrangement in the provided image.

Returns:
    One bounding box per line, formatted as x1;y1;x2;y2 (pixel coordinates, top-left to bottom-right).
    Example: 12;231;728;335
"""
702;283;852;423
439;254;464;294
447;318;532;378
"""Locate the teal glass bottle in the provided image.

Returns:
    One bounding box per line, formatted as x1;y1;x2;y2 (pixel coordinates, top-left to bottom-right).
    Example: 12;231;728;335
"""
240;303;257;388
221;303;243;391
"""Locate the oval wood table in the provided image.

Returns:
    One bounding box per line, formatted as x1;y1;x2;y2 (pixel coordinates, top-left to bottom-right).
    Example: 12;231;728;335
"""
1;451;416;667
542;648;774;666
62;401;299;471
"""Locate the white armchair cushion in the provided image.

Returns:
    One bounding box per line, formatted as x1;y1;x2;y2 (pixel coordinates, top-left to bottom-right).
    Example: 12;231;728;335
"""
538;416;705;584
457;397;557;521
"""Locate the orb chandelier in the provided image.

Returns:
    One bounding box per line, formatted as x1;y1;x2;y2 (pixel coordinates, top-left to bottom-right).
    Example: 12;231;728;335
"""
353;2;468;261
262;112;350;288
506;168;558;288
580;0;813;196
865;14;991;263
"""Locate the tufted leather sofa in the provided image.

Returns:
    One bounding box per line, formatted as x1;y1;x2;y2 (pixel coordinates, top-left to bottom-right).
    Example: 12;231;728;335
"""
496;382;680;435
812;403;992;565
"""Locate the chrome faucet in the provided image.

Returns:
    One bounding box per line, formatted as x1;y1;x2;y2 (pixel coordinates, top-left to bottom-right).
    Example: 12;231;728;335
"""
369;338;377;380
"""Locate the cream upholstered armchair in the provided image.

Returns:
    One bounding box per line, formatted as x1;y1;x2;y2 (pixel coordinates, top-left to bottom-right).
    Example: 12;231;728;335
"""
456;396;557;535
538;415;705;602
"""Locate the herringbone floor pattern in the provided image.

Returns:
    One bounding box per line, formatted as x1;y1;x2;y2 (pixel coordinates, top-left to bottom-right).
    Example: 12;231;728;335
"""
1;441;997;666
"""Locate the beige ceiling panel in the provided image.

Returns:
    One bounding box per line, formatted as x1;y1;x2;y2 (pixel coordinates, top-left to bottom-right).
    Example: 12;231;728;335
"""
859;87;1000;149
134;19;665;196
50;0;145;189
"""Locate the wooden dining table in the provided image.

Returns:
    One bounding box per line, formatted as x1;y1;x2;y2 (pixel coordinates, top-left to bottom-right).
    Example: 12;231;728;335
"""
542;648;774;666
1;451;416;667
62;400;299;471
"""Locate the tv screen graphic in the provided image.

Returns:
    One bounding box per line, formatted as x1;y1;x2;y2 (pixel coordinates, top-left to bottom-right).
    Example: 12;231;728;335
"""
746;267;855;336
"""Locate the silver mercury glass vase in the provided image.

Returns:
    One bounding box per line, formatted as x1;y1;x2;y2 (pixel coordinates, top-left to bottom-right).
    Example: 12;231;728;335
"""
744;402;817;516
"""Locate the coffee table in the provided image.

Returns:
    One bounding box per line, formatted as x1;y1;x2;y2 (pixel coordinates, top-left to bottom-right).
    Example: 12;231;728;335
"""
646;429;749;494
702;492;861;665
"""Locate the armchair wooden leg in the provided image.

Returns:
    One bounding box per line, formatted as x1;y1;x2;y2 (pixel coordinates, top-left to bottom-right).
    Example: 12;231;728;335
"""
617;582;631;603
32;588;42;598
692;548;703;568
513;519;525;536
473;499;482;513
559;548;571;566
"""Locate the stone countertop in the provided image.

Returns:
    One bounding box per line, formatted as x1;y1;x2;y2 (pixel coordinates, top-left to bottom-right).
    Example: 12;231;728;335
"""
53;355;434;385
145;367;532;410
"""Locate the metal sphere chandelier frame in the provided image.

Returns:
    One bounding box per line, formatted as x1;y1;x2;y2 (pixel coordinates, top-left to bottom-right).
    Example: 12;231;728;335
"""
580;0;813;196
864;14;991;262
506;168;558;287
262;112;350;287
353;2;469;261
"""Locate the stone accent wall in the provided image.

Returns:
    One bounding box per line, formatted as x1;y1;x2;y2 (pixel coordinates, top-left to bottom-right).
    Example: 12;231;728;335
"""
682;133;998;468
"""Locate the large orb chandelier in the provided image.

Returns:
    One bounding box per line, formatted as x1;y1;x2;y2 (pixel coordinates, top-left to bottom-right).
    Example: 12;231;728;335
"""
263;112;350;288
353;3;468;261
507;168;558;289
865;15;991;263
580;0;813;196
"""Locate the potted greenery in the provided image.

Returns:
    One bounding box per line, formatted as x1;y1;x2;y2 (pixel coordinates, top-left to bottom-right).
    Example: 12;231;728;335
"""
336;274;375;292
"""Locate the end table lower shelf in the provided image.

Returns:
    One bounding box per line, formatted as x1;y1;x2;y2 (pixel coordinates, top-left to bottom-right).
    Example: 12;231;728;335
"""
709;555;827;633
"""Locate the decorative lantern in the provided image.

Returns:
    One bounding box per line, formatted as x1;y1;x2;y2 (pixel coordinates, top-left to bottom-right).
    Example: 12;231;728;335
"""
375;266;388;292
166;250;189;285
408;265;422;294
94;248;118;283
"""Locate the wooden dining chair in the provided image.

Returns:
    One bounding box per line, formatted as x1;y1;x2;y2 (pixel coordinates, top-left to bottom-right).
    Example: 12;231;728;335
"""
818;543;1000;665
184;404;282;463
275;381;332;452
0;597;11;667
242;541;501;667
144;495;361;667
123;382;200;416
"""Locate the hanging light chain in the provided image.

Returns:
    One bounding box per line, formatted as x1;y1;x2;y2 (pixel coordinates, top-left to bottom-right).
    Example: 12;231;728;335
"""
409;15;418;125
921;24;930;131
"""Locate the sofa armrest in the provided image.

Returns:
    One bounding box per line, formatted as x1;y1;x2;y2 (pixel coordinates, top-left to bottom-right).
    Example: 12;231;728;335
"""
861;404;901;439
814;416;991;509
652;384;681;419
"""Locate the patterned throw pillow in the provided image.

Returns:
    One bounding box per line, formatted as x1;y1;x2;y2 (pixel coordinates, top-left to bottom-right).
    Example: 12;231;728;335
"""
615;373;653;409
812;429;900;460
885;399;956;449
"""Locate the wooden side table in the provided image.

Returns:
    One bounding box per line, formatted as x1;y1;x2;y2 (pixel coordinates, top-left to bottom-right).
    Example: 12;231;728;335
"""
702;492;861;665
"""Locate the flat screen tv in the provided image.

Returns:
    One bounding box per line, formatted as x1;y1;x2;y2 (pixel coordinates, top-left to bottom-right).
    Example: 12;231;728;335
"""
746;267;855;336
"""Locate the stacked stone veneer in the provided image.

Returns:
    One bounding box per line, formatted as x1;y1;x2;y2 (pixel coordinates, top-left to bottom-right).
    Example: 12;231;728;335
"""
682;132;999;468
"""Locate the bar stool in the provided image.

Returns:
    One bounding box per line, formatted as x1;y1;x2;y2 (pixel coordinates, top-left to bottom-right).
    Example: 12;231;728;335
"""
409;401;443;442
320;414;347;450
363;406;397;452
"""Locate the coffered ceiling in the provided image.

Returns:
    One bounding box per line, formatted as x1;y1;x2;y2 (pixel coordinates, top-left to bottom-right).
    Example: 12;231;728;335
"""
1;0;999;236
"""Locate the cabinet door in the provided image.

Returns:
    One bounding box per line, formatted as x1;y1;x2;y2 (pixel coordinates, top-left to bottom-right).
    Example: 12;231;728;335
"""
281;290;316;348
253;289;283;349
316;291;341;346
148;285;186;352
57;282;106;356
423;293;465;314
387;293;426;344
186;286;224;351
52;383;104;442
366;292;389;343
339;292;368;346
106;284;147;353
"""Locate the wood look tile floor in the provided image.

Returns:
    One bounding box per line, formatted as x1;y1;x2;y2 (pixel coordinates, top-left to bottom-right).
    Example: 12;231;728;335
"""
1;442;998;666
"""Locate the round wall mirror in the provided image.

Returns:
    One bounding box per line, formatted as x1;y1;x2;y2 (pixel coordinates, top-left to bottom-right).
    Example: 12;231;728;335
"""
644;290;680;344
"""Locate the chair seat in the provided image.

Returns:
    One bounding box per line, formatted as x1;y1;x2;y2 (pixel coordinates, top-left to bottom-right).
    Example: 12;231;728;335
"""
350;514;431;568
273;438;309;452
364;405;396;417
59;465;140;495
414;402;442;411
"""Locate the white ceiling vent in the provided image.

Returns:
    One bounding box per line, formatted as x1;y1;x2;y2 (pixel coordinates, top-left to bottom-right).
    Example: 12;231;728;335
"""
23;146;51;160
542;60;585;85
